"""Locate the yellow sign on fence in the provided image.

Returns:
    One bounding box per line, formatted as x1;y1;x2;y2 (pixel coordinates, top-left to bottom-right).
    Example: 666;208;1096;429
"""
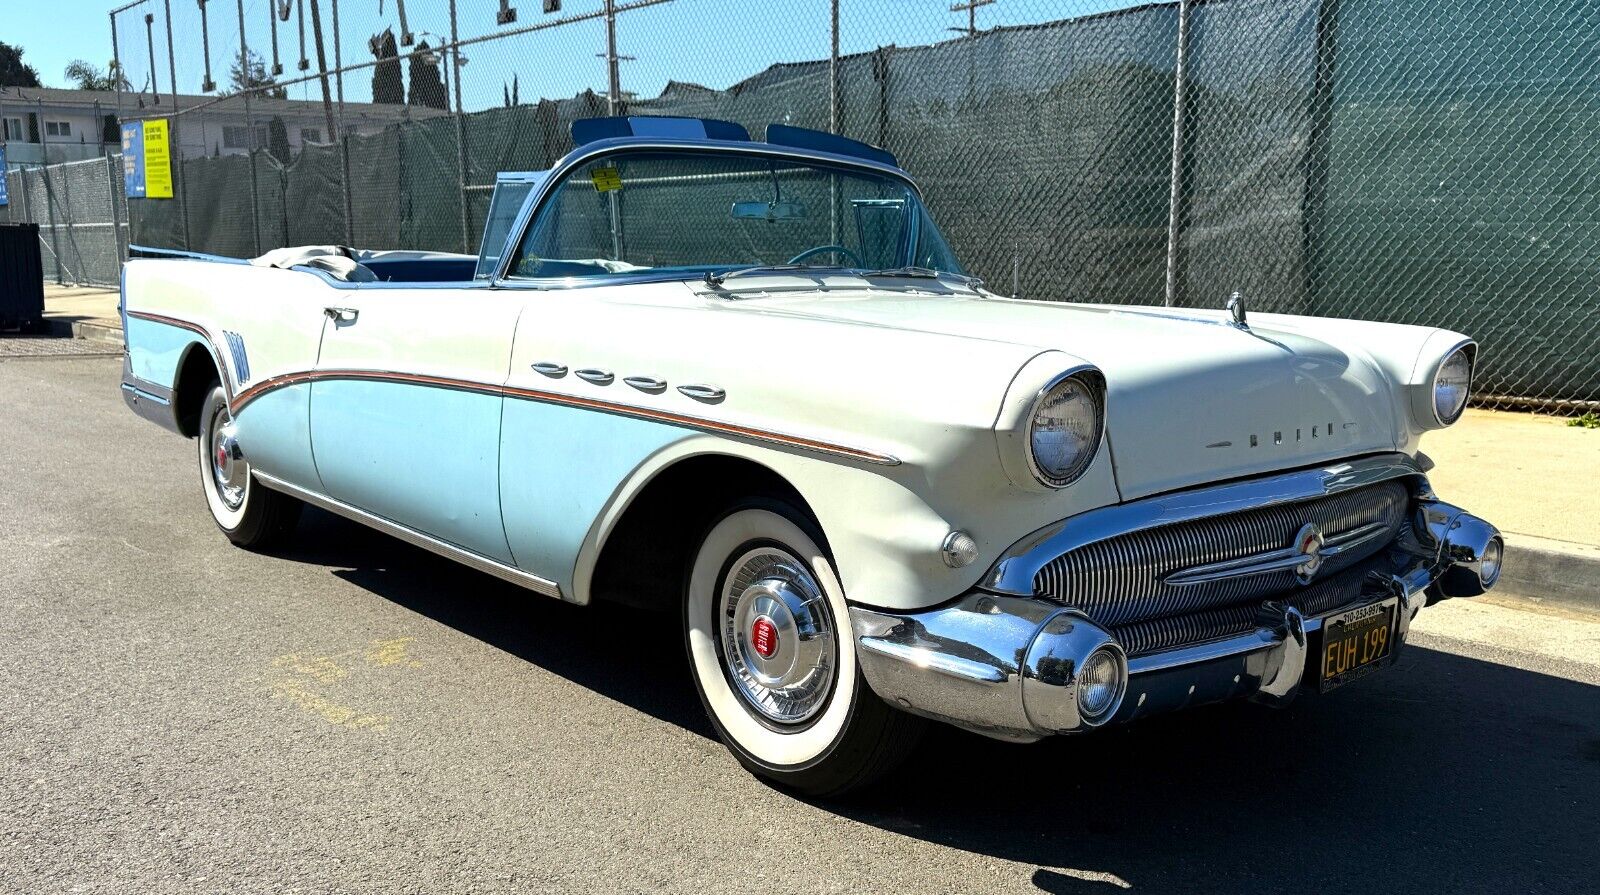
141;119;173;199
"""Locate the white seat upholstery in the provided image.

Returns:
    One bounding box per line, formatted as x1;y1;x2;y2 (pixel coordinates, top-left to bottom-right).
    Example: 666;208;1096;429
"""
250;246;378;282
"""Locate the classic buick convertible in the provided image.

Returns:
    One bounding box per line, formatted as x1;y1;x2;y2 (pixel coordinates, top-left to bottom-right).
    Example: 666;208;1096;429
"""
120;116;1502;795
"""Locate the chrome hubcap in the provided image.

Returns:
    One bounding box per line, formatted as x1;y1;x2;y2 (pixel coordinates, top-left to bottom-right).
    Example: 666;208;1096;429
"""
207;406;248;511
719;547;836;725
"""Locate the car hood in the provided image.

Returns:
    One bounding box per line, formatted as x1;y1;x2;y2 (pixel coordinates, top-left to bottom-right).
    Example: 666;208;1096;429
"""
717;284;1404;499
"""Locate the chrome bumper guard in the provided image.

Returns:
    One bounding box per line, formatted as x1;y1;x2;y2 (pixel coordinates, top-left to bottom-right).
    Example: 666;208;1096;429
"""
850;495;1500;744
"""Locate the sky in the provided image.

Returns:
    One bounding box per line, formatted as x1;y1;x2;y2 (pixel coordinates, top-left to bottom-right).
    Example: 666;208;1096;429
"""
4;0;1143;113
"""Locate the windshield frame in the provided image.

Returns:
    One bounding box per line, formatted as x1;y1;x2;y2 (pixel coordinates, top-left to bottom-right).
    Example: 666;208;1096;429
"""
488;138;951;289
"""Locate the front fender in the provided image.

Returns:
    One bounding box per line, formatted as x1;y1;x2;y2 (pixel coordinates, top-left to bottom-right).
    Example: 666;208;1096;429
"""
567;434;964;611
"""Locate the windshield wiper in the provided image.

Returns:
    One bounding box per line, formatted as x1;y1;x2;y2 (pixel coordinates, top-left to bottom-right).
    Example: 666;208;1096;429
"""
860;266;984;289
703;264;842;287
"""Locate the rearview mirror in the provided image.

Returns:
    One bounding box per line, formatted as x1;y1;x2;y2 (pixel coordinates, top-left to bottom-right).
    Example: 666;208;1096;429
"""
731;200;807;222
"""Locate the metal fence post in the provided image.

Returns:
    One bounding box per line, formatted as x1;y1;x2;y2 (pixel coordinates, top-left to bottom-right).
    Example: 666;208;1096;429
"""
451;0;470;253
1299;0;1342;319
108;154;127;265
17;165;32;227
238;0;264;256
41;169;65;286
829;0;840;134
110;11;124;127
1163;0;1191;308
331;0;354;247
165;0;192;251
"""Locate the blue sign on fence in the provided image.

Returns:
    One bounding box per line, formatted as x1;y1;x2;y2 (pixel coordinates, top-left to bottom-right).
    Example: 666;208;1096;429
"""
0;144;8;207
121;122;146;199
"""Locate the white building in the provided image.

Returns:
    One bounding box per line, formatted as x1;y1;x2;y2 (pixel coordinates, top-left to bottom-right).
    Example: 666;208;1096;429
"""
0;86;446;168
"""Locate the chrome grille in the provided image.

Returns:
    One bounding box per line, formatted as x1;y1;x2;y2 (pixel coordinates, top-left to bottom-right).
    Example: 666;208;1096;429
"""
1033;481;1409;628
1111;559;1384;657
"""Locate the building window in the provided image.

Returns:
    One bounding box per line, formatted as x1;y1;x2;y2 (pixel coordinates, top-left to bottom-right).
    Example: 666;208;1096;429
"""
45;120;71;137
299;127;322;144
2;117;23;141
222;124;270;150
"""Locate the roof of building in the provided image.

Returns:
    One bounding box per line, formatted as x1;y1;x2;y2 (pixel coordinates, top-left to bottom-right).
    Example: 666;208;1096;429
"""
0;85;448;121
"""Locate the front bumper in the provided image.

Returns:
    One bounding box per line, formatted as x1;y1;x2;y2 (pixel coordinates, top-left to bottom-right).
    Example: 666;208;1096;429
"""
849;494;1501;743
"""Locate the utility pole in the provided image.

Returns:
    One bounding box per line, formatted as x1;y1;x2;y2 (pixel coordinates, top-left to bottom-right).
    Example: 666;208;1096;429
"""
948;0;994;37
603;0;624;115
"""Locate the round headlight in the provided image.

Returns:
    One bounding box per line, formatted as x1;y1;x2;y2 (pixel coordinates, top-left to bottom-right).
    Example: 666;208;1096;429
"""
1028;374;1103;487
1478;537;1503;588
1076;647;1125;722
1432;347;1473;425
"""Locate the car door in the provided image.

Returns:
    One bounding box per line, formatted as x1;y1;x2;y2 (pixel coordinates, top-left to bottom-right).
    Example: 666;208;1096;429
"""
309;283;523;564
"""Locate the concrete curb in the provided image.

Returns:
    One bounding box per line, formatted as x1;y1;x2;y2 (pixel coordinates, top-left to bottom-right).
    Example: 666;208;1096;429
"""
45;318;124;348
1494;534;1600;614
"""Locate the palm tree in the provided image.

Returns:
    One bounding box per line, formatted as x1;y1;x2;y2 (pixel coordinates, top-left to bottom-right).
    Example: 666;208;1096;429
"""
64;59;132;91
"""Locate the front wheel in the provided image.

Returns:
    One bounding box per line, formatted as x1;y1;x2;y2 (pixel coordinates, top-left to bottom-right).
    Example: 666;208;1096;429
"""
198;383;301;549
684;500;924;796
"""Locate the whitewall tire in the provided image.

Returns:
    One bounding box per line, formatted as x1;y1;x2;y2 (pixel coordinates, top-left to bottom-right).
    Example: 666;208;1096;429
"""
197;384;301;549
685;500;923;795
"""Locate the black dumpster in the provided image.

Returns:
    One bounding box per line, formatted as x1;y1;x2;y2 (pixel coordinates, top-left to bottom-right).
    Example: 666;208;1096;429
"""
0;223;45;332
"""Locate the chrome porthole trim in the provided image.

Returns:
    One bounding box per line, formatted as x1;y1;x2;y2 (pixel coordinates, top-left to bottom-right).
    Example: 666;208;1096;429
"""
717;547;837;726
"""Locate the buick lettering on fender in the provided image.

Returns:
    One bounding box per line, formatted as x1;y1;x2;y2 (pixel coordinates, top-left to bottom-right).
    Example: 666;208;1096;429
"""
119;116;1502;796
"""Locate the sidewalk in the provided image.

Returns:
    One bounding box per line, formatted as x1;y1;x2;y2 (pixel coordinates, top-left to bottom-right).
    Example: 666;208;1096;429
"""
42;284;122;345
37;284;1600;610
1424;409;1600;613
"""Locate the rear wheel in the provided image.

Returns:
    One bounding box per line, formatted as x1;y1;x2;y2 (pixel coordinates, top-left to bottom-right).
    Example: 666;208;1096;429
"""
197;383;301;548
684;499;923;796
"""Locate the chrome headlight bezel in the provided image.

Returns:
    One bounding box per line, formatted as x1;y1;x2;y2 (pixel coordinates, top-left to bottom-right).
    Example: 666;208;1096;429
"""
1025;370;1106;489
1429;343;1475;426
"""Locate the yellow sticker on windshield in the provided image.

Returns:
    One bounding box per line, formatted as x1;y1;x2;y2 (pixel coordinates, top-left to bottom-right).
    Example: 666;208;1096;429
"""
591;167;622;192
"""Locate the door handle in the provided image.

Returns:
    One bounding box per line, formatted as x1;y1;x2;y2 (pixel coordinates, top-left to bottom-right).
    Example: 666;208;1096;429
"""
530;361;568;377
323;306;359;323
575;368;614;386
677;384;726;403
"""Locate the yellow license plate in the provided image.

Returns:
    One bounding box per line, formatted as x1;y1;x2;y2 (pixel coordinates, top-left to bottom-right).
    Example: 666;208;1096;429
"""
1319;597;1398;691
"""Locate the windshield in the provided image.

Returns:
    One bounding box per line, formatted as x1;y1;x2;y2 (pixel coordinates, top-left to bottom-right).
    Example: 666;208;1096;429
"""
505;150;964;281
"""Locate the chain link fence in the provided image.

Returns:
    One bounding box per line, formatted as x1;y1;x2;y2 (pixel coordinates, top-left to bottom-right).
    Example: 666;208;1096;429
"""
1;156;129;287
30;0;1589;413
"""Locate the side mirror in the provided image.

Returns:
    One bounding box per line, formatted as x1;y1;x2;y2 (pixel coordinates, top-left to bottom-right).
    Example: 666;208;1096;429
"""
732;200;807;222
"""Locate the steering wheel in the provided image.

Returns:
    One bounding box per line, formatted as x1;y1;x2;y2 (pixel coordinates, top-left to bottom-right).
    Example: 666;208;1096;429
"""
787;244;866;268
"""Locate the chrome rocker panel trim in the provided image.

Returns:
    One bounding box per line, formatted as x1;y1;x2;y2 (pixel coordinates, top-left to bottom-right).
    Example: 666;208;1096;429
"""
982;453;1427;596
252;471;564;599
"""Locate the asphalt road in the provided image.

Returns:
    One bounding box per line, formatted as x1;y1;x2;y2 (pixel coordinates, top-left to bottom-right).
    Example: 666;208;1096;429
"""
2;354;1597;895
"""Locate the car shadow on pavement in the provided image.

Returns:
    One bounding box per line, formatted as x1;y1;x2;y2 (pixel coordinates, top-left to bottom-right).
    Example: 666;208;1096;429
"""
279;507;717;737
279;507;1600;895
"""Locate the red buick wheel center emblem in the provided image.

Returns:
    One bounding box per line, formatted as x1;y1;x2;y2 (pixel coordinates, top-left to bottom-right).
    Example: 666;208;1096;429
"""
750;616;778;659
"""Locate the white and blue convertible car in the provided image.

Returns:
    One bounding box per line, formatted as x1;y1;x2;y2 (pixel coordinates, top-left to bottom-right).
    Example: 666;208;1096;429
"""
120;117;1503;795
